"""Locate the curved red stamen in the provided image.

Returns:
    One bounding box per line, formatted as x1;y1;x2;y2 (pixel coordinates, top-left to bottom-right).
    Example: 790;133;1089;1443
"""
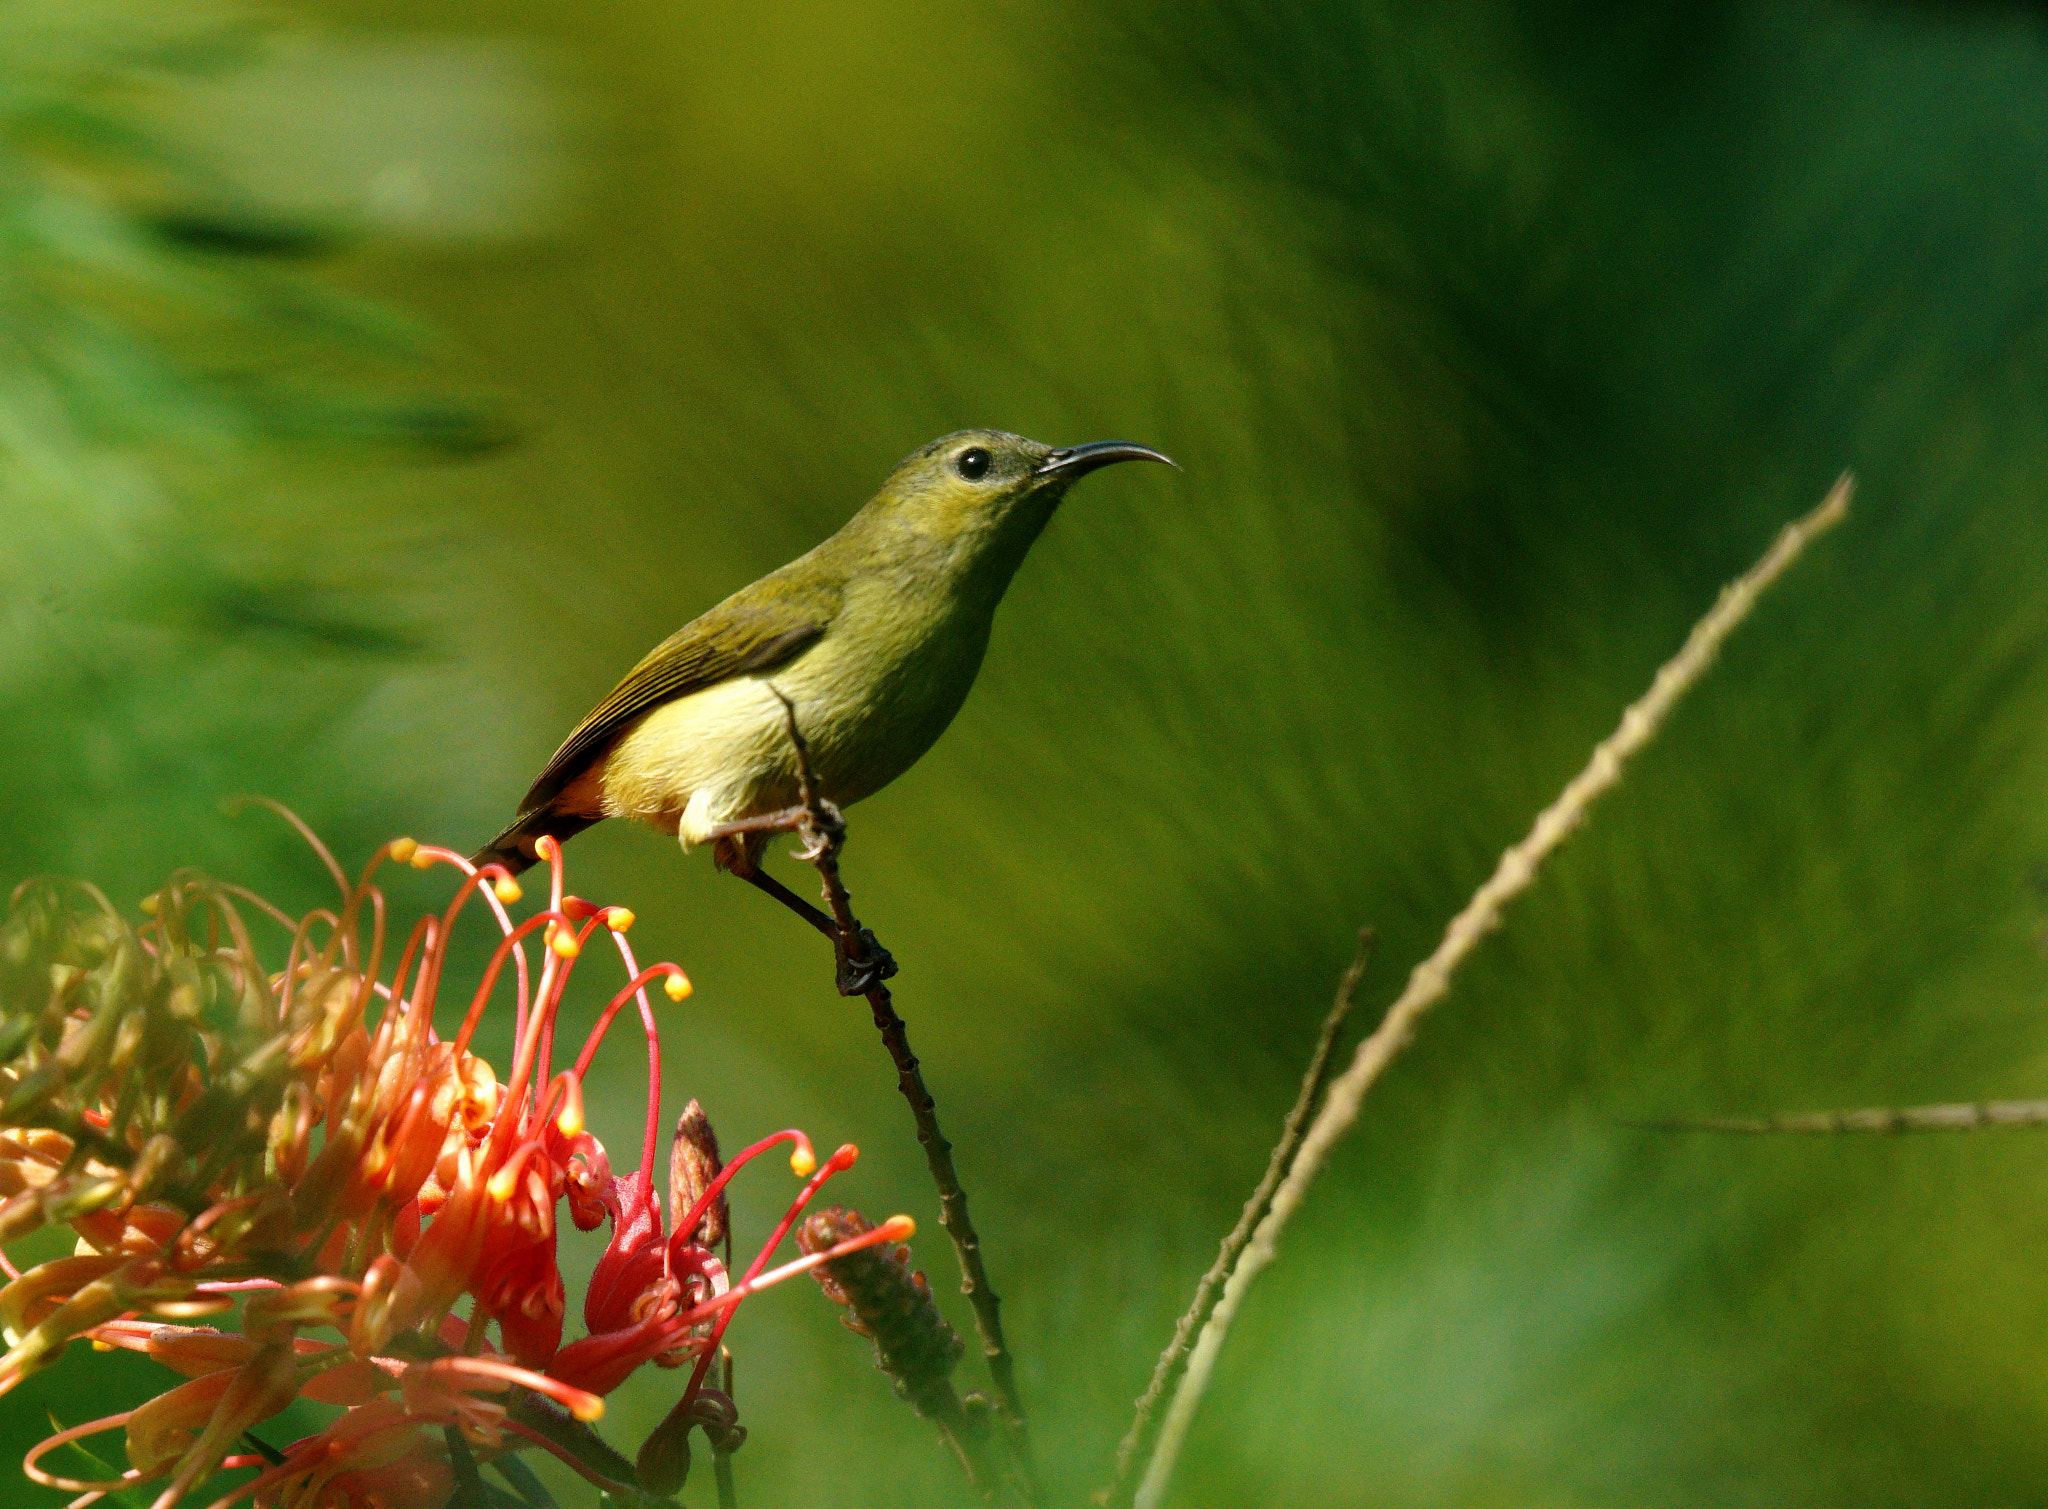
228;797;350;902
22;1409;135;1491
273;908;341;1024
369;915;436;1063
535;835;566;918
473;873;531;1047
413;1355;602;1421
522;1073;580;1146
616;937;664;1177
531;916;604;1094
672;1215;912;1331
343;886;389;1044
211;882;303;937
677;1143;860;1416
450;911;573;1059
573;966;671;1088
670;1130;817;1252
406;845;533;1039
487;914;602;1158
745;1144;859;1284
572;951;679;1177
402;859;505;1039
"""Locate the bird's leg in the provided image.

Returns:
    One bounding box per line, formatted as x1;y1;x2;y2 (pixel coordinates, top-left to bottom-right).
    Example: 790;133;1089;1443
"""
707;813;896;994
737;863;838;941
710;826;835;938
703;806;814;843
794;804;898;997
769;796;898;996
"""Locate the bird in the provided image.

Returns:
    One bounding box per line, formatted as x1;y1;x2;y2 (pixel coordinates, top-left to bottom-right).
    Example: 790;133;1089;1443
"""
473;429;1172;891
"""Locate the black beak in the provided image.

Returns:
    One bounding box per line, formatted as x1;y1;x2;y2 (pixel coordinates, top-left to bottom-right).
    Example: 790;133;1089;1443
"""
1034;440;1177;480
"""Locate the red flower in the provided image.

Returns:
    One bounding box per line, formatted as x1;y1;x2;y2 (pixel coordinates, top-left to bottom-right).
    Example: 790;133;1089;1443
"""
0;818;910;1509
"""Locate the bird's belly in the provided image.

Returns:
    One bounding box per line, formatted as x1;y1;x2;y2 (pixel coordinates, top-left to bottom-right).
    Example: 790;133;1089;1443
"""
582;633;978;848
580;677;790;844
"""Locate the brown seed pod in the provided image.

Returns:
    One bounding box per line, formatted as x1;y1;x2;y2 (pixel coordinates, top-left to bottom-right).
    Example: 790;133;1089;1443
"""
669;1098;728;1248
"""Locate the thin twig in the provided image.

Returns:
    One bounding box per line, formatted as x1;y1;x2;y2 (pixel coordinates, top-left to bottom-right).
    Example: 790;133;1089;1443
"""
1133;474;1852;1509
926;1393;1000;1500
1100;929;1375;1505
770;693;1042;1507
714;1347;739;1509
1630;1099;2048;1134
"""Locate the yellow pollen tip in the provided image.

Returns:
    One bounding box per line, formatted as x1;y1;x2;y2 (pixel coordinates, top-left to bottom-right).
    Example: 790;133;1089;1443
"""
138;894;159;916
789;1148;816;1177
570;1395;604;1423
410;849;434;870
549;928;581;959
882;1215;916;1240
487;1167;519;1202
557;1107;584;1138
387;837;419;864
536;836;559;860
493;877;523;904
663;973;692;1002
605;907;634;933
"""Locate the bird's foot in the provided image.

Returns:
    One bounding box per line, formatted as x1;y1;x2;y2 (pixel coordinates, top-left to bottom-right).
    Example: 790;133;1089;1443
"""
790;798;845;863
835;927;898;997
704;805;811;846
705;798;846;862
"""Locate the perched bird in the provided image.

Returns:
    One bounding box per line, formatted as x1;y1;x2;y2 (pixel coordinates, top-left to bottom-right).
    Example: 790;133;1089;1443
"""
474;429;1172;883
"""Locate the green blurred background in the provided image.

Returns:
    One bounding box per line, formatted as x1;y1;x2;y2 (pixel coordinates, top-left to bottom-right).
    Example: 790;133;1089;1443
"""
10;0;2048;1503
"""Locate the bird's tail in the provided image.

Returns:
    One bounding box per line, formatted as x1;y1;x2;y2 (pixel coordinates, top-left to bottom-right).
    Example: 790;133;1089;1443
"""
470;808;599;877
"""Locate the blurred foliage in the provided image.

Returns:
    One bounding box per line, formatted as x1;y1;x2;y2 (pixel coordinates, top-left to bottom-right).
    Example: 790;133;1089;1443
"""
12;0;2048;1505
0;0;532;894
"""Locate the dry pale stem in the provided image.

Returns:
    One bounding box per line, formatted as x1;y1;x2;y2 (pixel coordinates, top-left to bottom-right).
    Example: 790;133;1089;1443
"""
1133;474;1853;1509
1634;1100;2048;1134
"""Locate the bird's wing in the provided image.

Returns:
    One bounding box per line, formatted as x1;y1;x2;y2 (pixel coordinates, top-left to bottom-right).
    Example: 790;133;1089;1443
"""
516;584;838;814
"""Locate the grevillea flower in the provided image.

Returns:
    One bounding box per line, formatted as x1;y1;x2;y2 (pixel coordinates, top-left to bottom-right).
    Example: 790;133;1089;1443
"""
0;812;909;1508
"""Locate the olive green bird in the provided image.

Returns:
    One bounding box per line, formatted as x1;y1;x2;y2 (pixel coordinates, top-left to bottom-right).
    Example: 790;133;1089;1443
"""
473;429;1171;890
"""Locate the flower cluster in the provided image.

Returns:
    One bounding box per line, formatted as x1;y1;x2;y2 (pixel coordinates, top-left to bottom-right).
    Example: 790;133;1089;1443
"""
0;809;905;1507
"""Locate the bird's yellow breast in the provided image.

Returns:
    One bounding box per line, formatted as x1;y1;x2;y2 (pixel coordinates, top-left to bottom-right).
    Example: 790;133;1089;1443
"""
575;571;995;847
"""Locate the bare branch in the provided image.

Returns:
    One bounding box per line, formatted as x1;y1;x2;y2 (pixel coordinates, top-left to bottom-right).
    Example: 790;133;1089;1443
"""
769;691;1041;1507
1132;474;1853;1509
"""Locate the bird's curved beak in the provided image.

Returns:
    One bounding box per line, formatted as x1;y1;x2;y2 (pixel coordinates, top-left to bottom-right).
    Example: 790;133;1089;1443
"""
1034;440;1177;480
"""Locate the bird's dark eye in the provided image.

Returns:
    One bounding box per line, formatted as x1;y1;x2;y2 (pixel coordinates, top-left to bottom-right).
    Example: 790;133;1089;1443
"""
956;447;991;480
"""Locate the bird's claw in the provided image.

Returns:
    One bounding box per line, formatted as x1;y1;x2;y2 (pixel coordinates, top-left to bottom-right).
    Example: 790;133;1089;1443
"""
835;928;898;996
792;798;847;863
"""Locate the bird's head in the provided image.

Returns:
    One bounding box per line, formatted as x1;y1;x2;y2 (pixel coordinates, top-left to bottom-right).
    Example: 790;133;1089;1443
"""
861;429;1174;571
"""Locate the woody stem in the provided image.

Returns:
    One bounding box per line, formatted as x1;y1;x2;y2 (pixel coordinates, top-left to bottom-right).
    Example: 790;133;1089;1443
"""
768;693;1042;1509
